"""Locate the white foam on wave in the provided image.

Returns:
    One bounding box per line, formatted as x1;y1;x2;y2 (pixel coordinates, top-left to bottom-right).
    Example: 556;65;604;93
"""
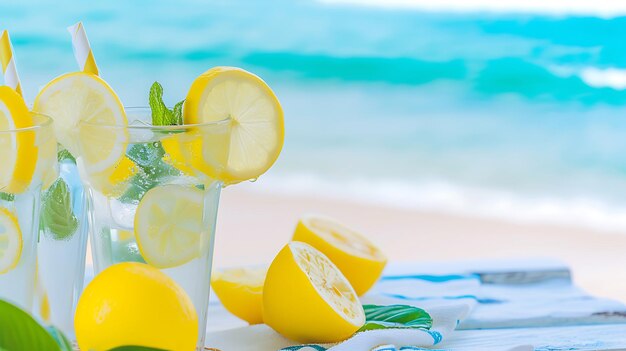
248;173;626;233
318;0;626;18
580;67;626;90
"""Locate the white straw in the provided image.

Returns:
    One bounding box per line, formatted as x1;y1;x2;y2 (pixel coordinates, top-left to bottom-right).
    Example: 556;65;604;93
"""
67;22;99;75
0;30;23;95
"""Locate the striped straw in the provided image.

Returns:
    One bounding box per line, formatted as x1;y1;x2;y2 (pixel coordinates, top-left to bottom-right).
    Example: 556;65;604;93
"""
67;22;99;75
0;30;23;95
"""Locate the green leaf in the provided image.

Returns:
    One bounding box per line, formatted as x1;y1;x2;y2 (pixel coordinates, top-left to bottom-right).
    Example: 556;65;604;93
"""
358;304;433;332
46;326;73;351
57;146;76;164
126;142;166;167
41;179;79;241
109;346;168;351
149;82;184;127
0;299;61;351
172;100;184;125
0;192;14;202
120;142;181;204
149;82;179;126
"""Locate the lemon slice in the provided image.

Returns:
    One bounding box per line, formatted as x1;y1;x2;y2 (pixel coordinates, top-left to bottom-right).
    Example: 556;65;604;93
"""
0;208;23;274
263;242;364;343
184;67;284;184
293;215;387;296
0;86;37;194
211;266;266;324
33;72;128;184
134;185;204;269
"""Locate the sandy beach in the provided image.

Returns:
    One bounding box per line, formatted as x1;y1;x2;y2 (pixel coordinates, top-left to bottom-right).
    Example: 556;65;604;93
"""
213;186;626;303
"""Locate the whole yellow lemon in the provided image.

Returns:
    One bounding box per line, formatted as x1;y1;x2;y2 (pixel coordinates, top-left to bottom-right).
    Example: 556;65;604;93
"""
75;262;198;351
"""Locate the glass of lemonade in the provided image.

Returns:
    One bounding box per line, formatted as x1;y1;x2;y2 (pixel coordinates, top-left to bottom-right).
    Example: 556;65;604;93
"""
0;113;57;312
78;107;230;349
36;151;89;338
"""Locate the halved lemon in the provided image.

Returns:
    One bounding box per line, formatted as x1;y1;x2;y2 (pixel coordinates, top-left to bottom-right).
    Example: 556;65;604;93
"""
211;266;266;324
33;72;128;192
134;185;204;269
263;242;365;343
293;215;387;296
0;86;37;194
184;66;284;184
0;208;23;274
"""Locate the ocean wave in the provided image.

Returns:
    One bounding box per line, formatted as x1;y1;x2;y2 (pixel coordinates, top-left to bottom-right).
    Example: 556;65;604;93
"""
580;67;626;90
248;173;626;233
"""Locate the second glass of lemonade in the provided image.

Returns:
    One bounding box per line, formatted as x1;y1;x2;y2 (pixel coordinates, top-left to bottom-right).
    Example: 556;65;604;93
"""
0;113;57;312
78;107;230;349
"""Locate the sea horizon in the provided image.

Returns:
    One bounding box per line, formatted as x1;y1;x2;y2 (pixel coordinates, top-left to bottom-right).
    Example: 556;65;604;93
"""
3;0;626;232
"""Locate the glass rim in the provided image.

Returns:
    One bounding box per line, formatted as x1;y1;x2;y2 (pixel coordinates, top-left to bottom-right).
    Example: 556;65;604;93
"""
78;106;232;130
0;112;53;134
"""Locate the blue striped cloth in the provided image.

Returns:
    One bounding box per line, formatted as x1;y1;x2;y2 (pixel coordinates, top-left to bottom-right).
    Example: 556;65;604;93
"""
204;259;626;351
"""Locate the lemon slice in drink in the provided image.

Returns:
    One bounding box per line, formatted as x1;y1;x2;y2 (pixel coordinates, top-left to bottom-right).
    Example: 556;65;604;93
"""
0;86;37;194
0;208;23;274
134;185;204;269
211;266;267;324
263;242;365;343
293;215;387;295
33;72;128;191
184;67;284;184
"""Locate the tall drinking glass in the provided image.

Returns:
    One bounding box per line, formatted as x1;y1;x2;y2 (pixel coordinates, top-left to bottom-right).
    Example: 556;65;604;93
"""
78;107;230;349
36;149;89;338
0;114;57;312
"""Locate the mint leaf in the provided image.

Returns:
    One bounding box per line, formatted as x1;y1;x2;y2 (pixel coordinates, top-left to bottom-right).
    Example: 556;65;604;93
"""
0;192;14;202
118;161;180;204
358;304;433;332
120;143;181;203
0;299;62;351
173;99;184;125
149;82;179;126
41;179;78;241
57;146;76;164
126;143;166;167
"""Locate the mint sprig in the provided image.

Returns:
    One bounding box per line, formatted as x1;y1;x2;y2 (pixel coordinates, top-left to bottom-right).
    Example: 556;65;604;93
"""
358;304;433;332
57;147;76;164
0;192;14;202
148;82;184;126
40;179;78;241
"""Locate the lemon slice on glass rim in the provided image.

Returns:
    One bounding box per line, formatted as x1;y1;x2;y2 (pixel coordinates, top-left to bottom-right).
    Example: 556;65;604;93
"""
33;72;128;192
183;66;284;184
0;86;37;194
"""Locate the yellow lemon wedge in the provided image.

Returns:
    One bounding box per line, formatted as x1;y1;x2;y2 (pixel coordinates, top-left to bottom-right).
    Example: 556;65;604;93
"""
184;66;284;184
0;208;23;274
211;266;266;324
0;86;37;194
134;185;204;269
263;242;365;343
293;215;387;296
75;262;198;351
33;72;128;193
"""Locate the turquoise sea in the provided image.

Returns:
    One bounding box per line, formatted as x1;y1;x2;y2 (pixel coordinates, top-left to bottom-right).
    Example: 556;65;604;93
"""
3;0;626;230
